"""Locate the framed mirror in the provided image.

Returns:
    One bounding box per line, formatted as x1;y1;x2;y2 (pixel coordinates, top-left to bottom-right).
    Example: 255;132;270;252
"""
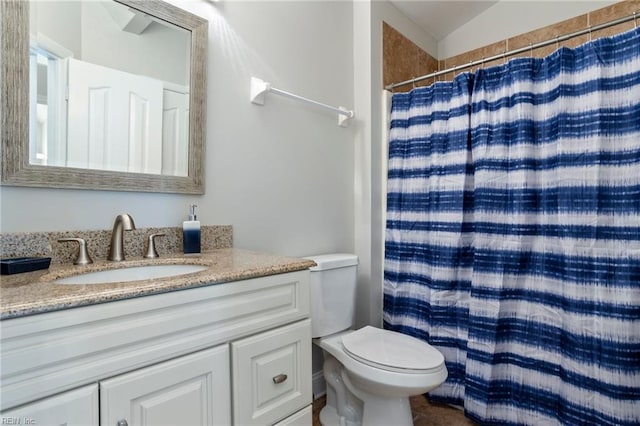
1;0;207;194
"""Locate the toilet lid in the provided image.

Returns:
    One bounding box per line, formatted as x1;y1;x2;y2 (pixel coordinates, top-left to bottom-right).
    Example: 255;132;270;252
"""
341;326;444;373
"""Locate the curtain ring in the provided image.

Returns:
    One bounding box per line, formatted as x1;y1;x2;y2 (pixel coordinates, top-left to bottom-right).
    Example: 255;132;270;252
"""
634;11;637;28
588;26;592;41
529;42;533;57
555;35;559;50
503;51;507;64
412;77;416;89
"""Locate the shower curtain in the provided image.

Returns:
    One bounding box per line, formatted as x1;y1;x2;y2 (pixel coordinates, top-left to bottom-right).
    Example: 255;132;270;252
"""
383;27;640;426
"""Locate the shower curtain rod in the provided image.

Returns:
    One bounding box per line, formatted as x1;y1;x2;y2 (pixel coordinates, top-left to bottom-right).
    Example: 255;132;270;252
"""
386;12;638;90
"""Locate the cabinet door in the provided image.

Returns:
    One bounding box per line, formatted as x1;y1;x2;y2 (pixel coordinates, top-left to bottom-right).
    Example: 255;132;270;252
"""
0;384;98;426
232;319;312;426
100;345;230;426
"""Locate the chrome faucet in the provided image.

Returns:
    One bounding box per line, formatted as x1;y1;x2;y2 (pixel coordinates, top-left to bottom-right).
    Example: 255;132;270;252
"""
107;213;136;261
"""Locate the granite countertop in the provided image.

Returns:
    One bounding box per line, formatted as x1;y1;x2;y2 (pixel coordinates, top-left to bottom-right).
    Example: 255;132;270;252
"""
0;249;315;320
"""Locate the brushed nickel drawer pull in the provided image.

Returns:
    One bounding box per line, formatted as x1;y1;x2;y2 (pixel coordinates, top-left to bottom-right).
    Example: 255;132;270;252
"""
272;374;288;384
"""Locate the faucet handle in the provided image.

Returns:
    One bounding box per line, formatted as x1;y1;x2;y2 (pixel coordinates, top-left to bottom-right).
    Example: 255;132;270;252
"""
58;238;94;265
144;233;166;259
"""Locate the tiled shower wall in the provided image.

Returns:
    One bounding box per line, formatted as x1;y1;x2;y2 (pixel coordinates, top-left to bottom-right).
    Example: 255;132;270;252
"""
382;21;439;91
384;0;640;91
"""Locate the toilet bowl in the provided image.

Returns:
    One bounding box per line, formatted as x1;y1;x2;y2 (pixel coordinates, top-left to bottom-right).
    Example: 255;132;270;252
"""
319;327;447;396
305;254;448;426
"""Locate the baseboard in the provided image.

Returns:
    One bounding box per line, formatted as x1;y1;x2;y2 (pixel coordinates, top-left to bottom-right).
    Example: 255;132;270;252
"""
312;370;326;399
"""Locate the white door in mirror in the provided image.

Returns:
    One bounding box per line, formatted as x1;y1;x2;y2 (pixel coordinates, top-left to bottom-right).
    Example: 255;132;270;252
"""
66;58;163;174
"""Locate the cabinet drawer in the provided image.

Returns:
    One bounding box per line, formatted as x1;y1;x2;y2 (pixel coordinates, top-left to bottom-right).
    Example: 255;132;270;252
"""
232;319;311;426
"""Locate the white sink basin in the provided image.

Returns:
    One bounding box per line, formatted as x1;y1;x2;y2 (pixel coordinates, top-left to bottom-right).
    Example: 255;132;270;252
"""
54;264;208;285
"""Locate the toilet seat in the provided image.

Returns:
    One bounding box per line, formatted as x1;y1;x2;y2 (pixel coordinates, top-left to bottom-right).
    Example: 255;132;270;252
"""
317;328;449;398
341;326;444;374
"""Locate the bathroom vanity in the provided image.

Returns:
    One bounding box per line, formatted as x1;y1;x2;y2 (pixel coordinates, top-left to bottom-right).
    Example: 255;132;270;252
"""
0;249;315;426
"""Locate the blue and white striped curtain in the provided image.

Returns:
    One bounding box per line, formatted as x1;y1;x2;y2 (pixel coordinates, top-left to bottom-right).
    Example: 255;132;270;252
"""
384;27;640;426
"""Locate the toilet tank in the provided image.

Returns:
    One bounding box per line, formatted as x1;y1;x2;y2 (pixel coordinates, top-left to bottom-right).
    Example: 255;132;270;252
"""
304;254;358;338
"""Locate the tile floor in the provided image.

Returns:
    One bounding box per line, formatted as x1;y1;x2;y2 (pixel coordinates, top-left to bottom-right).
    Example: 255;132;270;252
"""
312;395;477;426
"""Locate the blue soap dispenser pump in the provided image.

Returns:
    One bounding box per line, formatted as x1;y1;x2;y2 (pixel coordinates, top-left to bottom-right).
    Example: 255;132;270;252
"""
183;204;201;254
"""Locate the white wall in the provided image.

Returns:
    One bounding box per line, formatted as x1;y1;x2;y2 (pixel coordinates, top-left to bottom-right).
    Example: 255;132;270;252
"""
439;0;618;58
202;0;354;256
0;0;355;259
351;0;438;330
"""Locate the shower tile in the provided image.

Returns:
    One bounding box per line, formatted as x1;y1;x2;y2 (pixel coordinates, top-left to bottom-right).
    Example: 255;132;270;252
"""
589;0;640;27
588;1;638;49
392;82;414;93
417;52;439;87
481;58;507;70
507;14;588;56
383;21;438;91
592;21;635;39
382;22;416;85
444;41;507;74
589;1;640;55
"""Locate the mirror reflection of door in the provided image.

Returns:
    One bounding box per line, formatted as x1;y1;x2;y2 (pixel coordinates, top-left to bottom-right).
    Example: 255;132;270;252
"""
67;58;163;174
162;87;189;177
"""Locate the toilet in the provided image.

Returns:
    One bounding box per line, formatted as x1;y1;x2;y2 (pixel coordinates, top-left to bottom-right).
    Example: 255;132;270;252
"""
305;254;448;426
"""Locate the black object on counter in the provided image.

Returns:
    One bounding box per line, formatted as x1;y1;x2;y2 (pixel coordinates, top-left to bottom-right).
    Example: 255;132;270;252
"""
0;257;52;275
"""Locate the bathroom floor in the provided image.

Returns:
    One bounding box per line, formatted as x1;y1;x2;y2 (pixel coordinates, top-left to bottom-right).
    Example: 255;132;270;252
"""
312;395;477;426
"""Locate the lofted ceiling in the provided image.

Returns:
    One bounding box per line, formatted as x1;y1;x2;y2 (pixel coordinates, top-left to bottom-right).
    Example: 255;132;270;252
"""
388;1;499;40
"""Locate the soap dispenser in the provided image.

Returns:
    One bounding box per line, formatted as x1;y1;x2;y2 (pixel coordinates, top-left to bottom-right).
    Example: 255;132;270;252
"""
183;204;201;254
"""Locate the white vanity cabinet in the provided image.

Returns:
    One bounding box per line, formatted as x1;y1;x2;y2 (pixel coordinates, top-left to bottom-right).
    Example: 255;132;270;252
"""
0;270;312;426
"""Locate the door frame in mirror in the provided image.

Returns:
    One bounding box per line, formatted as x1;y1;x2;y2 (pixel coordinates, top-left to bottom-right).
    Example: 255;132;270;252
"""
1;0;207;194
